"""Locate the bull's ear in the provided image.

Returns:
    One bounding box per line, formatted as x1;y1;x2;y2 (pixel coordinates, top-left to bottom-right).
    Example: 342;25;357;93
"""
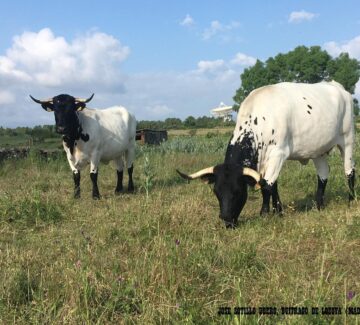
241;167;261;189
29;95;54;112
200;173;216;184
75;102;86;111
41;103;54;112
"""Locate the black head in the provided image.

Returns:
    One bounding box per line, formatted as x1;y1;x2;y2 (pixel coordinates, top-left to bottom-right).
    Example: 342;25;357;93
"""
29;93;94;135
177;164;260;228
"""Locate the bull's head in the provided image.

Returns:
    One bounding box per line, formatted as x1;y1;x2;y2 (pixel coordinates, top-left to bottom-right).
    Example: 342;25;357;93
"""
177;165;261;228
29;94;94;135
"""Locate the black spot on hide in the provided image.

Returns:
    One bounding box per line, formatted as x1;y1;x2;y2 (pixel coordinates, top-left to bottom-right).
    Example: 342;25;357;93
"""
262;117;266;121
80;133;90;142
254;117;258;125
272;129;274;135
307;111;311;115
307;104;312;109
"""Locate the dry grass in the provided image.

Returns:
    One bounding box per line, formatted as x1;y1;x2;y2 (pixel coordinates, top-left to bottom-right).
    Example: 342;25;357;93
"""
0;135;359;324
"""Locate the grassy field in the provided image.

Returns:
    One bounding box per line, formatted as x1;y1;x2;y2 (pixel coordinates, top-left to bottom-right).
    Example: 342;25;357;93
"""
0;132;360;324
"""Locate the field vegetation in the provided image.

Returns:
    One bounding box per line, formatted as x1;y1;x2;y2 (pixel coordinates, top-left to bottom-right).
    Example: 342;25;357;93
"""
0;131;360;324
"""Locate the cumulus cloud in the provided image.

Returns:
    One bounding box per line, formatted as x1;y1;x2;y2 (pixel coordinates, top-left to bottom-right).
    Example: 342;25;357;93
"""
323;34;360;100
0;28;255;126
196;59;226;74
324;35;360;58
202;20;240;40
230;52;257;66
180;14;195;27
288;10;318;23
1;28;129;90
145;104;174;117
0;28;130;126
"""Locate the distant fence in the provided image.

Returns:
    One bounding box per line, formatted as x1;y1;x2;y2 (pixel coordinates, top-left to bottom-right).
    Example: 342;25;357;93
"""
0;147;30;161
0;148;64;162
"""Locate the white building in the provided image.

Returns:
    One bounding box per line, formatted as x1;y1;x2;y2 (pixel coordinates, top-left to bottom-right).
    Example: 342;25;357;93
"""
211;102;233;122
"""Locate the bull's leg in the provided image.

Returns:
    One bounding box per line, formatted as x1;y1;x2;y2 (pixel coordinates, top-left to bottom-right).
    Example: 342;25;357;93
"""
347;169;356;202
260;151;287;215
338;136;356;202
64;145;81;198
313;157;329;210
260;184;271;215
73;171;81;199
125;146;135;193
114;157;124;194
90;161;100;199
271;181;283;213
127;165;134;192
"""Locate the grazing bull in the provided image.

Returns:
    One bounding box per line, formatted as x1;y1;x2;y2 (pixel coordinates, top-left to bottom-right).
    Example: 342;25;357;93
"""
177;81;355;227
30;94;136;199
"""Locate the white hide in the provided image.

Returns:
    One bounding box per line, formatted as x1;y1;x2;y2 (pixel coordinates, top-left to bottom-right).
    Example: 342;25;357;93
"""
63;106;136;174
231;81;355;185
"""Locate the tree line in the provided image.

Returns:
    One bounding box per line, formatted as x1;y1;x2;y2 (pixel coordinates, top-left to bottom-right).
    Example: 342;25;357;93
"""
0;116;235;140
233;46;360;113
1;45;359;137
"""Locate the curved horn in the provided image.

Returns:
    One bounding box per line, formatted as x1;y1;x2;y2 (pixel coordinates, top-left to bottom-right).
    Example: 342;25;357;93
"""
74;93;94;103
29;95;53;104
177;166;214;180
242;167;261;183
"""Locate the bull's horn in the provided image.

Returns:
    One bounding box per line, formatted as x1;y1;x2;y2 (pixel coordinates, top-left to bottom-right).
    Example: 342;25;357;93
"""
242;167;261;183
176;166;214;180
75;93;94;103
29;95;53;104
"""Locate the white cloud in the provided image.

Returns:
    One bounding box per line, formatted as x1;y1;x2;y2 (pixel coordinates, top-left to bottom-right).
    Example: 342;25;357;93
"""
1;28;129;89
196;59;226;73
145;104;174;117
180;14;195;27
0;28;254;126
231;52;257;66
356;81;360;98
288;10;318;23
324;35;360;58
202;20;240;40
323;35;360;100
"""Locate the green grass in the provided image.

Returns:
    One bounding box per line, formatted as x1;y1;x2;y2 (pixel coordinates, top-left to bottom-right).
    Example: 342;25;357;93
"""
0;134;360;324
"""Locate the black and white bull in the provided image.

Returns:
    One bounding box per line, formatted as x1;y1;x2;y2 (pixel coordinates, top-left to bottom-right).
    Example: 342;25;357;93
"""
177;81;356;227
30;94;136;199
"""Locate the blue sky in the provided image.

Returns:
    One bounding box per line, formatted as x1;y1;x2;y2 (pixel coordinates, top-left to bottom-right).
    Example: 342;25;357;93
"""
0;0;359;127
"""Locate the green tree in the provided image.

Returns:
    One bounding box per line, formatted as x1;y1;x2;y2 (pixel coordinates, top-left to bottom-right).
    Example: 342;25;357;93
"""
233;46;360;111
327;52;360;94
164;118;182;129
184;116;196;128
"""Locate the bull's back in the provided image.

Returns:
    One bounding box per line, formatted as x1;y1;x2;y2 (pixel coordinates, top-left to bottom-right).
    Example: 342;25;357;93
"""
237;81;353;159
83;106;136;160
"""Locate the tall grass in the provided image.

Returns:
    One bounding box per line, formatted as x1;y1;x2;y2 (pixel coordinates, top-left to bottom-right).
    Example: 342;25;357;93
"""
0;134;359;324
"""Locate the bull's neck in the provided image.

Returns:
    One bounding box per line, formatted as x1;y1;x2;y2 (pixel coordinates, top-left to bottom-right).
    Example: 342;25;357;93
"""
225;128;259;170
62;113;89;154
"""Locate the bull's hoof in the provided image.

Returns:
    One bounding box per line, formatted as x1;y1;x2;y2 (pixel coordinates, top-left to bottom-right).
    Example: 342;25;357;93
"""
74;190;81;199
260;206;270;216
92;193;101;200
272;202;283;214
127;186;135;193
115;188;124;195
